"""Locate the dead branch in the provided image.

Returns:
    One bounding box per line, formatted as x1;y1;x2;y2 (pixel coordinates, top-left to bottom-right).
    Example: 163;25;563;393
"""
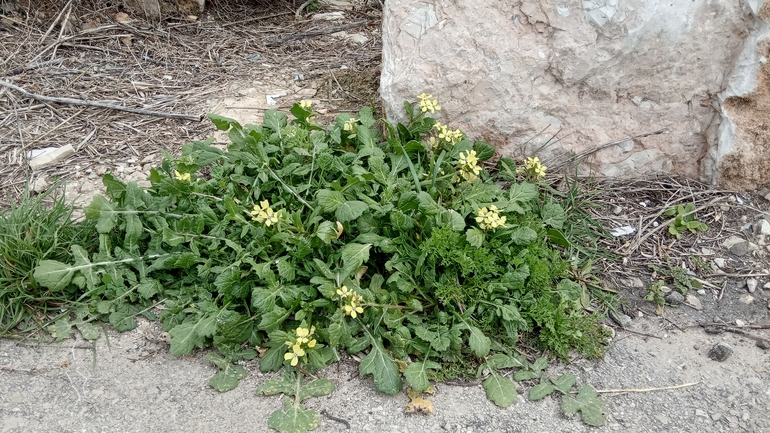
0;80;201;122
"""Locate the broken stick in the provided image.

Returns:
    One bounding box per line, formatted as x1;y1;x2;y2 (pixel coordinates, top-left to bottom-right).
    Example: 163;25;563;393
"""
0;80;201;122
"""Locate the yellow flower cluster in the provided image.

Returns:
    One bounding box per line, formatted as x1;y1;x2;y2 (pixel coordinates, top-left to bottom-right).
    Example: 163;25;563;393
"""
343;117;358;133
250;200;282;227
336;285;365;318
434;122;463;145
299;99;313;109
475;205;507;231
284;326;317;367
417;93;441;113
456;150;481;182
173;170;191;182
523;156;547;180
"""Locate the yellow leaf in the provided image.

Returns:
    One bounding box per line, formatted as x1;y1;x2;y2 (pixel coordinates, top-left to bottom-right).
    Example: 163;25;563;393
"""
405;397;434;415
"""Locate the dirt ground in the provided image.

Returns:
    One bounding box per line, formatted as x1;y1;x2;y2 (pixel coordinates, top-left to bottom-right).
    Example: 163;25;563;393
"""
1;1;770;432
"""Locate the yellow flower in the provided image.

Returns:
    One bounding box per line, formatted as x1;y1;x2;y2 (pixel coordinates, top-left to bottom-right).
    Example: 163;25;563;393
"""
343;303;364;318
475;205;507;231
343;118;358;133
307;115;316;124
336;285;352;298
294;326;317;347
250;200;282;226
174;170;191;182
417;93;441;113
300;99;313;109
456;150;481;182
523;156;547;180
284;343;306;366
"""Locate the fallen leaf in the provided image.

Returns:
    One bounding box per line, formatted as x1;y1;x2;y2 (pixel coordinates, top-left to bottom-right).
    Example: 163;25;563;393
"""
82;21;99;30
115;12;131;23
121;37;132;47
405;397;434;414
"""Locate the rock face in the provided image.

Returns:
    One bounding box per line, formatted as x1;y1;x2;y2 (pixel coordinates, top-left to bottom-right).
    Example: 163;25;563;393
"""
381;1;770;190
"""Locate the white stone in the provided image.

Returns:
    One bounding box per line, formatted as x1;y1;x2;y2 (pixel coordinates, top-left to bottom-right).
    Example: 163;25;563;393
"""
755;219;770;236
747;278;758;293
381;0;770;188
723;235;747;249
685;294;702;311
763;282;770;289
735;319;746;327
714;258;726;269
32;176;49;193
311;12;345;21
739;294;755;304
28;144;75;171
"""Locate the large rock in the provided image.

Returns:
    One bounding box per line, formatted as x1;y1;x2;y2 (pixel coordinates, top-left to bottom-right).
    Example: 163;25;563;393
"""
381;0;770;189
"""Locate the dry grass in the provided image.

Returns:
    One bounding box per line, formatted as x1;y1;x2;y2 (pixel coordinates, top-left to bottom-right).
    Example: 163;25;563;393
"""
0;0;383;207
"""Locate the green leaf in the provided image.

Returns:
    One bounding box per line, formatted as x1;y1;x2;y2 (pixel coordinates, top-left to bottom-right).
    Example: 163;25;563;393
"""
109;310;137;332
298;378;335;401
315;221;337;244
443;210;465;231
316;189;345;213
162;227;185;246
466;228;485;248
33;260;74;291
359;106;375;128
259;346;287;372
335;200;368;222
467;325;491;357
136;279;160;299
532;357;548;372
359;338;402;395
85;195;118;233
497;157;518;181
276;258;296;282
551;374;577;394
482;372;517;408
169;319;211;355
209;364;248;392
486;353;526;370
541;202;566;229
256;374;296;396
561;385;607;426
268;399;320;433
341;243;372;270
209;114;241;131
556;279;582;303
404;359;441;392
263;110;288;132
76;321;100;340
48;318;74;342
473;141;496;161
417;191;442;216
529;382;556;401
511;226;538;246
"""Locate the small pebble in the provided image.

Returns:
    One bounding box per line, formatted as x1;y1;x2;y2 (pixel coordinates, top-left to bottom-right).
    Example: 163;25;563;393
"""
665;291;685;305
708;342;733;362
746;278;758;293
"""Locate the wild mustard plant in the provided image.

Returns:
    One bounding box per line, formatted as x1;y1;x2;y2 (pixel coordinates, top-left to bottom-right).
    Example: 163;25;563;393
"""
519;156;547;181
475;205;507;231
32;94;611;431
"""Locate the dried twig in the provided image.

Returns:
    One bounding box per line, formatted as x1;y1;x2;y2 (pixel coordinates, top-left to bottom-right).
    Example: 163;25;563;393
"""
265;20;370;46
596;381;700;394
0;80;201;122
